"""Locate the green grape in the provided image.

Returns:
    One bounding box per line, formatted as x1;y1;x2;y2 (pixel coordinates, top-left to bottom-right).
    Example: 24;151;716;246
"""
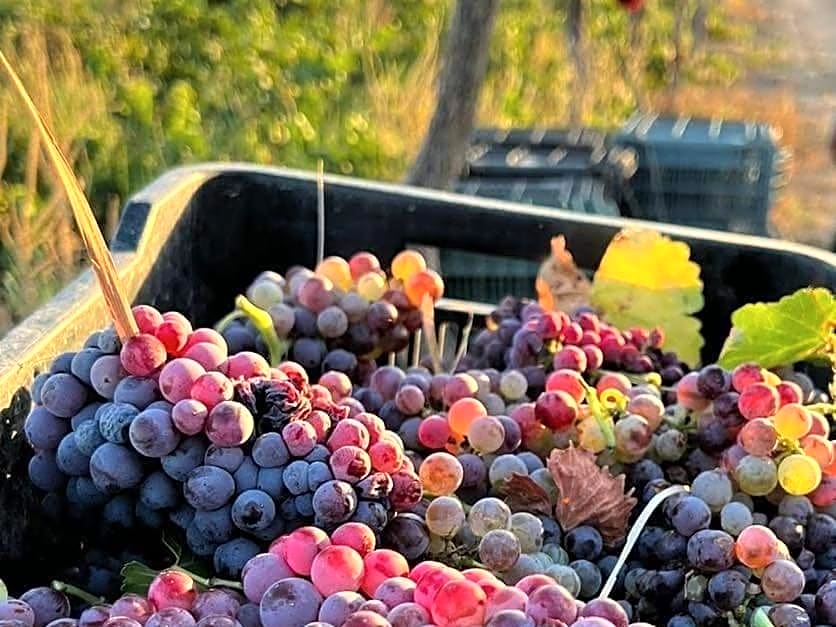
467;416;505;454
501;553;540;585
425;496;465;537
489;454;528;486
543;542;569;565
499;370;528;401
467;497;512;537
532;551;553;570
545;564;582;597
510;512;544;553
734;455;778;496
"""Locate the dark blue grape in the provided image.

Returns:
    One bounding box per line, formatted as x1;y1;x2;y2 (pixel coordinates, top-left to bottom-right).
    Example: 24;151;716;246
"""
70;402;102;430
41;373;88;418
304;445;330;463
312;480;357;526
350;500;388;531
73;418;106;456
70;348;104;385
706;570;746;610
136;500;165;527
74;476;109;507
769;515;805;554
233;457;259;493
31;372;50;405
24;406;70;450
565;526;604;561
184;466;236;511
283;461;309;495
252;433;290;468
20;587;70;627
96;327;122;354
187;522;219;557
306;461;333;492
102;495;135;528
113;376;159;409
569;559;602;598
806;513;836;553
205;446;245;473
97;403;140;444
55;433;90;476
139;471;180;510
669;496;712;537
50;352;76;374
192;505;235;543
90;443;144;493
686;530;735;572
213;538;260;578
231;489;276;532
696;365;730;399
256;467;285;499
162;437;207;481
322;349;357;375
295;493;314;518
292;338;325;370
169;503;196;530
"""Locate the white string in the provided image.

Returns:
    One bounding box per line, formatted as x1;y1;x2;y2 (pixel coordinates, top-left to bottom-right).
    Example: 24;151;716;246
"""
316;160;325;267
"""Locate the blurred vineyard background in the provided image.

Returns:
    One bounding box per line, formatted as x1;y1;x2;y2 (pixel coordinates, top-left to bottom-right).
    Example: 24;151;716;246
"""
0;0;824;335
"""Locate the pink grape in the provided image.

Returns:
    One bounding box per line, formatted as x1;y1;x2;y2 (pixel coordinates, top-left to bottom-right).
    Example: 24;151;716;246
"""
534;391;578;430
310;545;365;595
353;413;386;445
545;370;585;403
327;419;370;452
172;399;208;435
298;276;335;313
349;252;381;280
738;383;780;420
408;561;445;584
485;587;528;620
776;381;803;406
626;394;665;430
221;352;270;380
524;584;577;624
373;577;416;609
430;579;486;626
341;611;390;627
442;374;478;407
676;372;709;411
552;346;587;372
241;552;294;603
561;322;583;345
731;363;766;393
579;598;629;627
582;345;604;370
121;334;167;377
110;595;153;625
205;401;254;447
361;550;410;597
308;410;332;442
515;575;555;596
330;446;372;483
184;328;227;352
147;570;197;611
462;568;497;584
282;421;318;457
159;358;205;403
282;526;331;576
395;385;425;415
738;418;778;456
144;608;195;627
332;522;377;556
595;373;632;395
182;343;227;371
389;470;423;511
156;313;192;355
418;415;450;450
133;305;163;334
369;440;403;473
414;567;464;611
319;371;352;401
191;372;234;410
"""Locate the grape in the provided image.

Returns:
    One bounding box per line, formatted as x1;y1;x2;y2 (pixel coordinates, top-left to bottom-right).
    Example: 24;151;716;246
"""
613;414;652;461
769;515;805;554
182;343;227;371
312;480;358;526
90;443;144;493
41;373;88;418
430;579;485;626
418;452;463;496
232;489;276;532
500;371;528;401
24;407;69;450
368;440;402;474
525;584;577;624
204;446;245;473
690;470;732;512
734;455;778;496
579;598;629;627
190;373;234;411
139;471;179;510
404;269;443;307
626;394;664;430
259;578;322;627
168;400;207;437
816;580;836;624
806;513;836;552
534;391;577;430
162;437;207;481
89;355;126;399
738;418;778;456
778;454;821;495
15;590;68;627
488;455;528;486
479;529;521;572
249;433;289;469
468;498;512;537
417;415;449;450
387;602;429;627
114;377;159;409
309;545;365;595
468;416;505;454
734;525;779;568
120;334;167;378
425;496;465;537
737;382;780;420
510;512;543;553
719;502;752;536
0;599;36;627
129;409;181;457
360;549;409;597
184;465;236;511
109;595;153;625
686;529;735;572
761;559;805;602
329;446;371;484
565;526;604;561
351;501;388;531
78;606;111;627
102;494;135;528
203;401;254;447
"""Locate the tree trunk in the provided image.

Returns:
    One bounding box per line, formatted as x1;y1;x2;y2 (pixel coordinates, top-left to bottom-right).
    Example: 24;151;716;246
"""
567;0;586;125
406;0;499;189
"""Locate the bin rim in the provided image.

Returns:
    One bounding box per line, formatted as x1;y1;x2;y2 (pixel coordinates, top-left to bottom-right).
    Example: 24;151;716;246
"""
126;162;836;266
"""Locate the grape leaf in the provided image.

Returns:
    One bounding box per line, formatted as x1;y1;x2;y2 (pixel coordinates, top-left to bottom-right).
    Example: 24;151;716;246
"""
120;561;159;595
590;229;704;366
718;287;836;369
0;578;7;602
498;473;552;516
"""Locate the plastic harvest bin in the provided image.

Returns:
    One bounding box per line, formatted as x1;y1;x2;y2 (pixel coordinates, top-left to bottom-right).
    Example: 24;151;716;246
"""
0;164;834;579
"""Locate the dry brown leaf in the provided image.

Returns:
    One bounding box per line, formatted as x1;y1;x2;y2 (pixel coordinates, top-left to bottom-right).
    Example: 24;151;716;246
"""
548;445;637;546
498;473;552;516
536;236;592;313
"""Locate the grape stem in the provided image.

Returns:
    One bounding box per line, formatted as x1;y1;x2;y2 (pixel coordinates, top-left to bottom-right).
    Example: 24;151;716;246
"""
751;606;776;627
806;401;836;416
170;566;242;591
51;581;104;606
214;310;246;333
235;295;289;365
578;380;616;449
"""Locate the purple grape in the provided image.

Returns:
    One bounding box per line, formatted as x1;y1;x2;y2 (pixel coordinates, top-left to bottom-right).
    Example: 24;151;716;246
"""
19;589;69;627
259;578;322;627
24;407;70;450
40;374;87;418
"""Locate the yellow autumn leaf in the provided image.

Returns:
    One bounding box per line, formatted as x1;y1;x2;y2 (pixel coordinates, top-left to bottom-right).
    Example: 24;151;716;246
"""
590;229;705;366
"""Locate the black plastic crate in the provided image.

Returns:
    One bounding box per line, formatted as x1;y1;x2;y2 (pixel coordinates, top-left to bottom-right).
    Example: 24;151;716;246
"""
0;165;834;580
455;177;621;215
471;127;607;149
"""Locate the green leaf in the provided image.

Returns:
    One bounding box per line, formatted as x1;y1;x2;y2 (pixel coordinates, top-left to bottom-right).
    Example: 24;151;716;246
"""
0;578;7;602
120;561;160;595
718;288;836;370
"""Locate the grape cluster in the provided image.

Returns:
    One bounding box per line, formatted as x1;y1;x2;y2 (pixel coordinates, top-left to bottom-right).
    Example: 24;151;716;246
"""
674;363;835;506
459;297;682;382
219;251;443;380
